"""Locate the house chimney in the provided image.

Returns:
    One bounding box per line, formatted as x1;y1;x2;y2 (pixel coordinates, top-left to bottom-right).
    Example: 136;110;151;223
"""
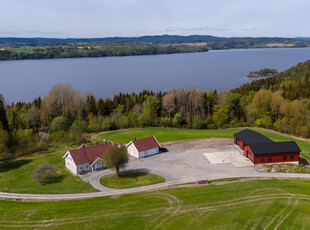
96;142;98;145
82;144;85;148
134;137;136;141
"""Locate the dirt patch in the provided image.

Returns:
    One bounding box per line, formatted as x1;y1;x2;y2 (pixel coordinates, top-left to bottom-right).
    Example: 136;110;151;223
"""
265;43;295;47
162;138;232;152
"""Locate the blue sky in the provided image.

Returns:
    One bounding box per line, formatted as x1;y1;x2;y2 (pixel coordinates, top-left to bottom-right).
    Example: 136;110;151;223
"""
1;0;309;38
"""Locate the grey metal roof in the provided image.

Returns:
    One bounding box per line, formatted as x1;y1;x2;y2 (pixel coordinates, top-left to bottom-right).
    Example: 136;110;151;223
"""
233;129;273;144
248;141;301;155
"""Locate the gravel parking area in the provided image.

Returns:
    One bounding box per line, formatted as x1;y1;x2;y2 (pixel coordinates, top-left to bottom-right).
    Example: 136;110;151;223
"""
86;138;259;191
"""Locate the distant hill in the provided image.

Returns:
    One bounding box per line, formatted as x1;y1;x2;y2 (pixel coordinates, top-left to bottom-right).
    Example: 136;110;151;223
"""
1;35;310;46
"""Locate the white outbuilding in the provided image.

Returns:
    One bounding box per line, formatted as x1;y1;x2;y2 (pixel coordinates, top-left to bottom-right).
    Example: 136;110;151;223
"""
126;136;161;158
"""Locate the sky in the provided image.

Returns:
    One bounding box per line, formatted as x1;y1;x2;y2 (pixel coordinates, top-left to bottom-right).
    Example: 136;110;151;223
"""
1;0;309;38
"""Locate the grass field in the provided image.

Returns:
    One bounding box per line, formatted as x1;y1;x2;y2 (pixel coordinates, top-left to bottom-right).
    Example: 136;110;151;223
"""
97;127;310;159
100;172;165;189
1;179;310;229
4;47;33;53
0;145;96;194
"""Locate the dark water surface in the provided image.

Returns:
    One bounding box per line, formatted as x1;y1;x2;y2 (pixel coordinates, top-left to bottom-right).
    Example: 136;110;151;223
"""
1;47;310;103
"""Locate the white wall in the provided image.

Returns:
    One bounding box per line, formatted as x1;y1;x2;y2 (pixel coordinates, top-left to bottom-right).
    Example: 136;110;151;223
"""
139;147;159;158
127;144;139;158
65;153;77;174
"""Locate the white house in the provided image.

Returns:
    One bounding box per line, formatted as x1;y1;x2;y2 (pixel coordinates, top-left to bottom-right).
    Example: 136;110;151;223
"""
126;136;161;158
63;142;113;175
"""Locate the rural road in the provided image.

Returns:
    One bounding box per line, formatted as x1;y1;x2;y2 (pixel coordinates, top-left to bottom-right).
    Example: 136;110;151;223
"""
1;139;310;200
1;173;310;200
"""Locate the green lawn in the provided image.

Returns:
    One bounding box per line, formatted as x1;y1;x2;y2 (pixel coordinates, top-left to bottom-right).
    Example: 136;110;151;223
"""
97;127;310;159
4;47;33;53
0;145;96;194
1;179;310;229
100;171;165;189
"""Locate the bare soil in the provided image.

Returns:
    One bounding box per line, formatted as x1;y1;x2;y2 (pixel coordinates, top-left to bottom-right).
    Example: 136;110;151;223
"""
162;138;232;152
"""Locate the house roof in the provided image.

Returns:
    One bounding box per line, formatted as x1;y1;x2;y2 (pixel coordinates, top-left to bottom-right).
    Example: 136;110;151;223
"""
127;136;160;152
68;142;113;165
248;141;301;155
234;129;273;145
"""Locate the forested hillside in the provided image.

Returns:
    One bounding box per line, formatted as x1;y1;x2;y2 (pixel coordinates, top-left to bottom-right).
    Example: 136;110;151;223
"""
0;60;309;161
0;43;208;60
1;35;310;61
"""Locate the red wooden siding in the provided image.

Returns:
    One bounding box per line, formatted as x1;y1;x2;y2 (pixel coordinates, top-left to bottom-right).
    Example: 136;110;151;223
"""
253;152;299;164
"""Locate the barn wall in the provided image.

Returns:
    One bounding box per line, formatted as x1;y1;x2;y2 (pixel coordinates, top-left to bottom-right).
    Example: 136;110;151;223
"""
239;140;244;149
252;151;300;165
243;145;255;163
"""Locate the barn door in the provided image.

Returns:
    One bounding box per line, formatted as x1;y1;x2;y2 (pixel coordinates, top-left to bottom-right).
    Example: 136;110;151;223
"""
247;151;251;160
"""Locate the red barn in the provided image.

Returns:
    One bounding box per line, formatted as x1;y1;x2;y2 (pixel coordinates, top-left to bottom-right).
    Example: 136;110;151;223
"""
234;129;301;165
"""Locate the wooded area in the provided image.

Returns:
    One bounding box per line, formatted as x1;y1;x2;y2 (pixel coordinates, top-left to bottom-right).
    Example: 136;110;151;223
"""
0;43;208;60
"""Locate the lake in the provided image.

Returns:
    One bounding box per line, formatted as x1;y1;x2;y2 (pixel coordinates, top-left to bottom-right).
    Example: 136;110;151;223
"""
1;47;310;103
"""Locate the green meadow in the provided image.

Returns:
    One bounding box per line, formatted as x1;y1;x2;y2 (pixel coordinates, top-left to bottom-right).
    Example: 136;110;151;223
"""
1;179;310;229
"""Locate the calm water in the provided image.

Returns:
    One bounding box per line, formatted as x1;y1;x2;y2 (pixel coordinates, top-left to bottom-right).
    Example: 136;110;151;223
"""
1;47;310;103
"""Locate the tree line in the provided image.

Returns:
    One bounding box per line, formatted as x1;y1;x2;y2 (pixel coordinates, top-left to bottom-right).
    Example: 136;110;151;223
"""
0;43;208;61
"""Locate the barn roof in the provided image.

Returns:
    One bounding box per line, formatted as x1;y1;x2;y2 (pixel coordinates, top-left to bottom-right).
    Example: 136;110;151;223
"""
127;136;160;152
234;129;273;144
249;141;301;155
67;142;113;165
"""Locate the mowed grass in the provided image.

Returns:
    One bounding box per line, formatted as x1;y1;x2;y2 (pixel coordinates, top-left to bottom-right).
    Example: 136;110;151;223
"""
100;171;165;189
97;127;310;159
1;179;310;229
0;145;96;194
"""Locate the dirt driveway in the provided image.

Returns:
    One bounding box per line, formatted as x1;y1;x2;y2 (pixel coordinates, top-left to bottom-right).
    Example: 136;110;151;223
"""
86;138;259;191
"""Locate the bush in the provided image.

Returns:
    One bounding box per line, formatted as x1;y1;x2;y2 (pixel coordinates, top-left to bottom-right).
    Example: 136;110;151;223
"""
33;164;63;185
70;120;88;133
101;117;116;131
50;116;68;132
160;117;172;127
49;130;67;143
172;113;185;127
192;116;203;129
138;113;152;127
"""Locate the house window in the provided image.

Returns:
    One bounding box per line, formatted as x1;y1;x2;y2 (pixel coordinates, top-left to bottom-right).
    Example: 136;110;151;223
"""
86;165;88;169
283;156;287;160
268;157;272;161
290;155;294;160
80;167;83;170
260;157;264;162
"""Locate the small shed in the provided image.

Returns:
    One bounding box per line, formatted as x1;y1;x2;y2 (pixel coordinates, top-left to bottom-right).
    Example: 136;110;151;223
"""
126;136;161;158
